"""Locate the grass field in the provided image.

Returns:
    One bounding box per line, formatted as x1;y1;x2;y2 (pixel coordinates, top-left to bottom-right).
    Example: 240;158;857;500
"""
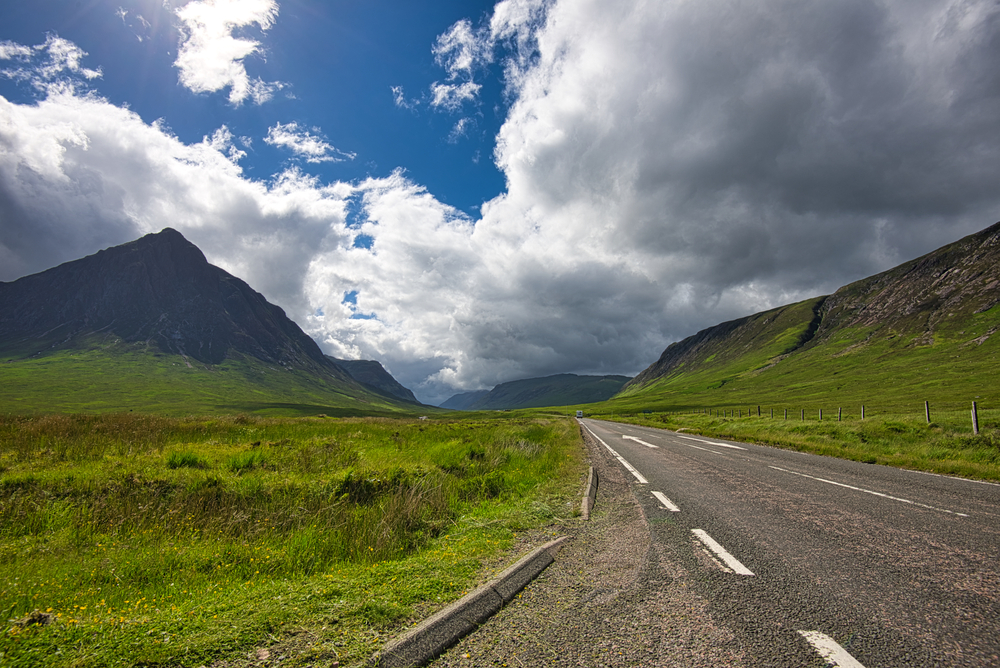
0;413;585;667
0;342;419;417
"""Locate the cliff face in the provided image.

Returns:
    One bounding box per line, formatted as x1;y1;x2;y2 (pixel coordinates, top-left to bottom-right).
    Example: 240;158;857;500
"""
624;221;1000;393
0;228;351;383
814;221;1000;341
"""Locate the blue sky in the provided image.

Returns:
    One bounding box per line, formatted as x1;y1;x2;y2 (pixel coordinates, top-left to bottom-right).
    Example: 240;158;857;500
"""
1;0;506;215
1;0;999;405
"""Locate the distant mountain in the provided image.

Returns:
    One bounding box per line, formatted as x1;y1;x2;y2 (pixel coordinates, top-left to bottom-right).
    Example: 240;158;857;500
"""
0;229;418;415
328;357;420;404
447;374;632;411
618;221;1000;409
439;390;490;410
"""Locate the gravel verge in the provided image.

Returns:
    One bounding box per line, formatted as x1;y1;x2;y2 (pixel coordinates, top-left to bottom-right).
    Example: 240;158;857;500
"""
430;425;748;667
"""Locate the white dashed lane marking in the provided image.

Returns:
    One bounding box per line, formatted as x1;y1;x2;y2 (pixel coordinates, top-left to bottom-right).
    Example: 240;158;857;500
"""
623;434;659;448
652;491;680;512
674;433;746;450
691;529;754;576
797;631;867;667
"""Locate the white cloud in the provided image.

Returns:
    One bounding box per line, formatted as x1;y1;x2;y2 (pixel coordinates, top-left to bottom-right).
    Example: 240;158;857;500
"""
264;122;355;163
0;35;102;93
0;41;33;60
427;17;493;111
248;78;285;105
448;117;472;143
429;81;481;111
391;85;418;110
432;19;486;80
426;0;550;112
173;0;282;105
203;125;246;163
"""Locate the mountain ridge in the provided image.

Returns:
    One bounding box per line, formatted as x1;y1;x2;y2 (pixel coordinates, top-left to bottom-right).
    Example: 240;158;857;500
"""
445;373;632;411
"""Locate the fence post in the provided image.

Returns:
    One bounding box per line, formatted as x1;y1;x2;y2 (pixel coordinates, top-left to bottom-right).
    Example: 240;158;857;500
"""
757;405;761;417
838;407;842;422
925;401;931;424
771;408;774;419
784;408;787;420
972;401;980;435
819;408;823;421
862;405;865;421
801;409;804;421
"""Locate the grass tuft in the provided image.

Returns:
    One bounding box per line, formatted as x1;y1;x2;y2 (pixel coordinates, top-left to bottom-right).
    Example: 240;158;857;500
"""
226;449;269;473
166;451;209;469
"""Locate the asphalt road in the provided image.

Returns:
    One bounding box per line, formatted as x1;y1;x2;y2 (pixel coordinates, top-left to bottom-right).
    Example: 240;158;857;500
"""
579;418;1000;667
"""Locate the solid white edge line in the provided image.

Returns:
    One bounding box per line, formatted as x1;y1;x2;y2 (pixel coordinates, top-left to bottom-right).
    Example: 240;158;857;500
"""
623;435;659;448
674;433;746;450
910;469;1000;487
582;424;648;484
652;491;680;512
770;466;969;517
691;529;754;575
798;631;867;668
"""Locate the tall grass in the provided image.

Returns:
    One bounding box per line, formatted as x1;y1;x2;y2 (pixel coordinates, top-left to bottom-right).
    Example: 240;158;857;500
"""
0;413;585;667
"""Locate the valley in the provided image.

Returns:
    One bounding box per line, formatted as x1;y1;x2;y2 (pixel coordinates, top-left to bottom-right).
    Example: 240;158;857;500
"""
2;223;999;666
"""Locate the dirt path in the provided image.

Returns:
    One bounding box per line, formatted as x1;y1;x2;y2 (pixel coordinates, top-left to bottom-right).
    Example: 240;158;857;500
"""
431;427;747;667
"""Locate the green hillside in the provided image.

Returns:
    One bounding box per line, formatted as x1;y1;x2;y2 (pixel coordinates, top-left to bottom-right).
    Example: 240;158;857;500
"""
609;305;999;415
0;339;422;417
609;222;1000;416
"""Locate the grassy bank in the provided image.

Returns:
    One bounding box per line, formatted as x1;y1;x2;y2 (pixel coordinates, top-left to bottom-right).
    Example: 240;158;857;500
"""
596;407;1000;481
0;343;418;417
0;413;585;667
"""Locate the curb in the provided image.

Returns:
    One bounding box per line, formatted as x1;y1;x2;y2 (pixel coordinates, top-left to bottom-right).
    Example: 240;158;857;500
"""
371;536;570;667
580;466;598;520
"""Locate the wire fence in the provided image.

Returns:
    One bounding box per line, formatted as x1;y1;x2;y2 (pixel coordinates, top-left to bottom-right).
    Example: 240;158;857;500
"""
623;400;995;435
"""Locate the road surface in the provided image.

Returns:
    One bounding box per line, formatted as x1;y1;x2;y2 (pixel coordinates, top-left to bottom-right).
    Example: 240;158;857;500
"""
579;418;1000;666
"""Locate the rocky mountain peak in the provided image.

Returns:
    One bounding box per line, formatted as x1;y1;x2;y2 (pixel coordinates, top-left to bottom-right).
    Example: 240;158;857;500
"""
0;229;349;383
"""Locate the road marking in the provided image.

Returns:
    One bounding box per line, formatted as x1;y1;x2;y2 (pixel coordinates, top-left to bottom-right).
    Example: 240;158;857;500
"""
691;529;754;575
797;631;867;667
623;435;659;448
652;491;680;511
910;469;1000;487
581;425;648;484
770;466;969;517
668;441;722;455
674;433;746;450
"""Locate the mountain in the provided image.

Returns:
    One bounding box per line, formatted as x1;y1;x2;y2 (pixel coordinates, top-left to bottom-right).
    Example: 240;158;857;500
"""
0;229;418;415
328;357;420;405
447;374;632;411
439;390;491;410
617;221;1000;411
